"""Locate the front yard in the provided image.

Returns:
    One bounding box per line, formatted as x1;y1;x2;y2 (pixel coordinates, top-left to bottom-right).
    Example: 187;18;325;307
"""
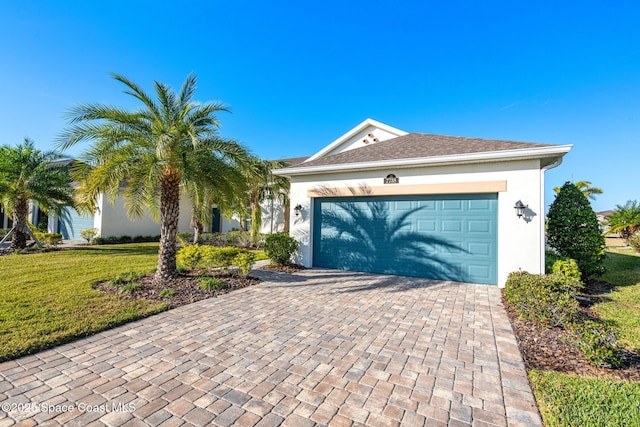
0;243;166;361
521;248;640;426
0;243;266;362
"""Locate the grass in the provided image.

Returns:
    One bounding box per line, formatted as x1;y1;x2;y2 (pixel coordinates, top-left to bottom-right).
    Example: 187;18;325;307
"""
594;247;640;352
529;371;640;427
531;248;640;427
0;243;167;362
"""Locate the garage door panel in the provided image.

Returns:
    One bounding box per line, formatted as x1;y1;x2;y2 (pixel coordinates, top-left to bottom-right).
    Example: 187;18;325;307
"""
313;194;497;285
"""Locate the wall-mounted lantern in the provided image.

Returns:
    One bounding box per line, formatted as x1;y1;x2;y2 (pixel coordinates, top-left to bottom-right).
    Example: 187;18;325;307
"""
294;204;303;216
514;200;527;219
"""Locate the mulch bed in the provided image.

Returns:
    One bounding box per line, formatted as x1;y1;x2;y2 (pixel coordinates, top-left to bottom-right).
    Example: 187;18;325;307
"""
94;270;261;309
503;279;640;381
259;263;306;273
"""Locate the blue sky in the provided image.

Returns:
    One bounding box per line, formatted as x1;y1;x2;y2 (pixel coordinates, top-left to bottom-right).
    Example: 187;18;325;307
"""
1;1;638;212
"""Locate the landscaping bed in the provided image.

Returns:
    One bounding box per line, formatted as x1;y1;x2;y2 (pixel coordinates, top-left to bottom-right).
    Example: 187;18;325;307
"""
259;263;306;273
504;291;640;381
94;270;261;308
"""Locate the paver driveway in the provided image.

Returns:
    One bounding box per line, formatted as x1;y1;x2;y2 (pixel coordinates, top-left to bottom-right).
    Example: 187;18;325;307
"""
0;269;541;426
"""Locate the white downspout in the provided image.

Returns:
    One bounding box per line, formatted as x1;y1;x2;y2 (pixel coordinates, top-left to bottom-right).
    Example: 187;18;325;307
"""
541;157;564;273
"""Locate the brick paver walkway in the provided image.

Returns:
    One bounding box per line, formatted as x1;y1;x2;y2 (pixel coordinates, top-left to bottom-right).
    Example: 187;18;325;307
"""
0;269;541;426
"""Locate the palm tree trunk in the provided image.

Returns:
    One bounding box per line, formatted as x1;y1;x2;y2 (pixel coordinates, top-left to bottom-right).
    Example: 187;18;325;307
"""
155;171;181;283
250;189;261;240
10;199;29;250
283;196;291;233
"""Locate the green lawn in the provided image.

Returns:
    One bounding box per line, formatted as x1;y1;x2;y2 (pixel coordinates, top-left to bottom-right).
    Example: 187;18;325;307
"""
530;371;640;427
532;248;640;427
594;247;640;352
0;243;167;362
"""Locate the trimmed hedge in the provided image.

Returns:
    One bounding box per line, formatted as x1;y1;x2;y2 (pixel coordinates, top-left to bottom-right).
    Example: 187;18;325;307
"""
504;271;581;328
504;271;623;368
176;245;256;276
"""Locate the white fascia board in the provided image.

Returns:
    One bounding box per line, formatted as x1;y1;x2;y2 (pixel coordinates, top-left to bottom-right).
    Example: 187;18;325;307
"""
305;118;408;162
275;145;573;176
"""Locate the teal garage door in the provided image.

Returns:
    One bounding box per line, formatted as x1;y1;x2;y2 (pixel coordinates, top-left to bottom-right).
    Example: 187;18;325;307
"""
58;207;94;241
313;194;498;284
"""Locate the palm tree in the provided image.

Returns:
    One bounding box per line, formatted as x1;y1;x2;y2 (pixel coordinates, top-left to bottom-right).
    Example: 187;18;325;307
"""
553;180;603;201
185;159;247;244
242;157;290;240
607;200;640;241
58;73;249;283
0;139;74;249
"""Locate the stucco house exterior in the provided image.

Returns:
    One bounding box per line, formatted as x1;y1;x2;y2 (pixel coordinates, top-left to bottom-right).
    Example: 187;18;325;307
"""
275;119;572;287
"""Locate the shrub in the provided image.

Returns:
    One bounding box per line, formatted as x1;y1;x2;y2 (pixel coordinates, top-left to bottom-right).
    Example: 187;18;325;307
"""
176;231;193;245
177;244;206;269
105;236;120;244
93;237;107;245
33;232;63;247
545;250;561;274
177;245;255;273
571;320;624;368
207;247;244;271
552;258;582;281
504;271;581;328
80;228;99;243
264;233;298;266
199;277;222;291
629;232;640;253
547;182;606;279
119;235;133;243
233;252;256;276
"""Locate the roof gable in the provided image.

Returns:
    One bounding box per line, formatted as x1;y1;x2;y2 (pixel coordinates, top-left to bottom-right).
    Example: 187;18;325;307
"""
305;118;407;162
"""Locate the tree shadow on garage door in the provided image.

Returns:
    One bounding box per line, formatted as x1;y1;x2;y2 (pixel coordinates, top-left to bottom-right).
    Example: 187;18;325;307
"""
316;198;467;283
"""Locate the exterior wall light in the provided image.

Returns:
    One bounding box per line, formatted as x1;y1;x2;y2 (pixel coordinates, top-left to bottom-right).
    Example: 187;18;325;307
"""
514;200;527;219
294;204;303;216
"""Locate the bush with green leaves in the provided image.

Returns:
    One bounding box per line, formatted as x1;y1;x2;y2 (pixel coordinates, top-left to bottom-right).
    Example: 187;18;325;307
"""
545;250;561;274
233;252;256;276
176;244;207;269
552;258;582;281
80;228;99;243
504;271;581;328
264;233;298;266
177;245;255;275
629;232;640;253
547;182;606;279
570;320;623;368
33;232;63;247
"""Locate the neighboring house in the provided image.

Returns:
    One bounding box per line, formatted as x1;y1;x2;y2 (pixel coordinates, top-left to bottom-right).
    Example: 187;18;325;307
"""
50;194;248;241
45;161;244;240
596;210;615;234
275;118;572;287
0;203;12;229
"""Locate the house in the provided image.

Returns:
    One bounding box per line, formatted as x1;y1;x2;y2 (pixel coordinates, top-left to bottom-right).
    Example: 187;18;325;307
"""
42;161;245;240
275;119;572;287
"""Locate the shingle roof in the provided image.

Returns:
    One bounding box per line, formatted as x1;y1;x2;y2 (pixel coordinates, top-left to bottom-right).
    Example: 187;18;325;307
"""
291;132;555;169
274;156;310;167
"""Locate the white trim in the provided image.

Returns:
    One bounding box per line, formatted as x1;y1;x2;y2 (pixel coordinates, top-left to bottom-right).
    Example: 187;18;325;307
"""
305;118;408;162
276;145;573;176
540;157;564;274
